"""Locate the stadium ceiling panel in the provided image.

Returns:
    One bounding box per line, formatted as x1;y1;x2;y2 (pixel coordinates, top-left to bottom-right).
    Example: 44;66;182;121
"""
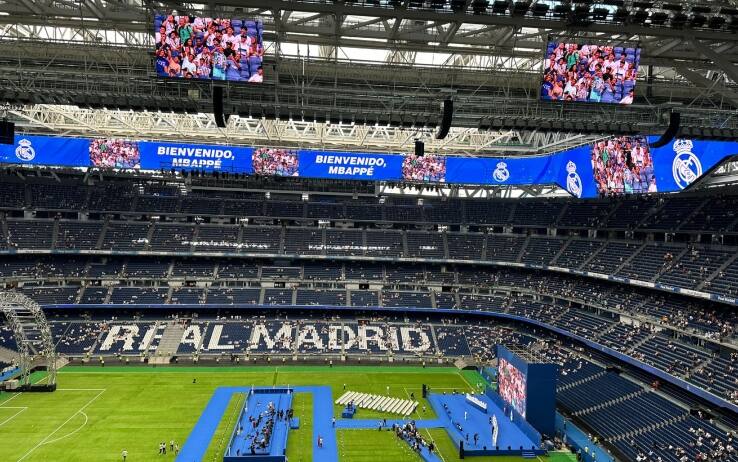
1;0;738;153
6;104;592;155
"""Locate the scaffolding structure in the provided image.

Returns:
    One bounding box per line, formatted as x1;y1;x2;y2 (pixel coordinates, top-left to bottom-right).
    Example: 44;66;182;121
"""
0;291;57;389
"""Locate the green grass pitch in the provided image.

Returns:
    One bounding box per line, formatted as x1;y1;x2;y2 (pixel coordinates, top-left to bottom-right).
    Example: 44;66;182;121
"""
0;365;575;462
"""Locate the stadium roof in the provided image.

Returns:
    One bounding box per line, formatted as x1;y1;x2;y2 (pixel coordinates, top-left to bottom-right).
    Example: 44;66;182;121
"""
1;0;738;155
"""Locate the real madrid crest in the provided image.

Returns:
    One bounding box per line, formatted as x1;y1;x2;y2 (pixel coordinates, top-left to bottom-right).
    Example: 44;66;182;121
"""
493;161;510;182
566;160;582;198
15;138;36;162
671;139;702;190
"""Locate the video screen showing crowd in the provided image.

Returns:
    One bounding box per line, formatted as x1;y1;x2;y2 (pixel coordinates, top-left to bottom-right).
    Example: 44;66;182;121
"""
402;155;446;182
154;13;264;82
541;42;640;104
89;139;141;169
591;136;656;196
252;148;299;176
498;358;527;418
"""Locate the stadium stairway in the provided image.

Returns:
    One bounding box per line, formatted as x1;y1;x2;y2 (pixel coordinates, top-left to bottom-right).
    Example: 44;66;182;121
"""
558;370;607;392
610;413;688;442
549;236;573;265
613;242;647;274
51;219;59;249
576;389;647;416
593;323;618;341
94;217;109;249
154;322;186;362
576;242;608;270
650;246;689;283
625;332;656;354
696;251;738;290
521;449;537;459
0;217;9;243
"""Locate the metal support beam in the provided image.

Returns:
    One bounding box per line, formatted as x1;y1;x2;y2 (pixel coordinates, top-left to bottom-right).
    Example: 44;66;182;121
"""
0;291;57;388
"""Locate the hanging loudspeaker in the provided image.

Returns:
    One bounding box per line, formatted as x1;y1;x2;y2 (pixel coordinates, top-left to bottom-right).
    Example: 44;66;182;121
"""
213;86;229;128
415;139;425;157
0;121;14;145
650;112;680;148
435;99;454;140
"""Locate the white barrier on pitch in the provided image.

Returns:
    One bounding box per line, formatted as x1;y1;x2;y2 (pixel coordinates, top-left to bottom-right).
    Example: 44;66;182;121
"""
335;391;418;416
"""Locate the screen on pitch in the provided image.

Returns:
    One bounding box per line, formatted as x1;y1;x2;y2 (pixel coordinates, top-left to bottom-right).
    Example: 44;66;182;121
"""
154;14;264;82
591;136;656;195
498;358;527;418
541;42;640;104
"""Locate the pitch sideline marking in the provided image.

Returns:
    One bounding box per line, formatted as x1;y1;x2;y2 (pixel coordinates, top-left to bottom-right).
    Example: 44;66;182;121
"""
16;389;105;462
0;373;54;408
0;387;104;409
57;388;106;391
457;371;479;393
421;428;447;462
0;393;22;406
0;407;27;427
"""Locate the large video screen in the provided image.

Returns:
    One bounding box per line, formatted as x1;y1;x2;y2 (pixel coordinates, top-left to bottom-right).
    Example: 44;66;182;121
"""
591;136;656;196
154;14;264;82
541;42;640;104
498;358;527;418
252;148;299;176
402;155;446;182
89;139;141;169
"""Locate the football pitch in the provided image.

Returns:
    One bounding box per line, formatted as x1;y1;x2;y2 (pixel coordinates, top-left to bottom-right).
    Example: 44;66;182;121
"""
0;365;576;462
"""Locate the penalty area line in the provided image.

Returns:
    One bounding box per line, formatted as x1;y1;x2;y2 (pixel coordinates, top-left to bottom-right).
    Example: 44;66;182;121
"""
16;389;105;462
0;407;27;427
41;412;89;446
0;393;22;406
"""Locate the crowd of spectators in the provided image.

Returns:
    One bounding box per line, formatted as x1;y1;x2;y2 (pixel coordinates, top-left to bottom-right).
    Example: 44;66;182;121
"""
393;421;435;456
541;43;638;104
591;136;655;196
154;14;264;81
252;148;299;176
243;401;293;454
402;155;446;182
89;139;141;169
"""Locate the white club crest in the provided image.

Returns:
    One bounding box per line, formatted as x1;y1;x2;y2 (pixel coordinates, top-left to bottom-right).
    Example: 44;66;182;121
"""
565;160;582;198
15;139;35;162
493;161;510;182
672;139;701;189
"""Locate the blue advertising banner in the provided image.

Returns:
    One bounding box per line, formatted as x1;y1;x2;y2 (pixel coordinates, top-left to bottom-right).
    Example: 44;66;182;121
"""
297;150;403;180
0;135;90;167
1;133;737;198
445;156;559;185
553;146;598;198
138;141;254;173
648;137;738;192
